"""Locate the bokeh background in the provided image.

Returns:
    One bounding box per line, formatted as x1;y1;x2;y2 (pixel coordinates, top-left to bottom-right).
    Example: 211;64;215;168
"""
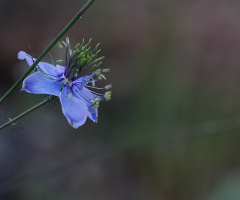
1;0;240;199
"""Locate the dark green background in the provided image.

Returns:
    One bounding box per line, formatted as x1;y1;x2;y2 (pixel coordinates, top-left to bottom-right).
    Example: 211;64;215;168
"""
1;0;240;199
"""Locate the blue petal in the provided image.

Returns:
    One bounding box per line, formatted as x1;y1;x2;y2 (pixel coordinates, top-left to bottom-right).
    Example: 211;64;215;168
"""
71;84;99;123
40;62;60;78
18;51;60;78
72;85;96;103
73;75;92;87
56;65;65;74
18;51;36;67
87;106;98;123
60;86;88;128
22;72;62;96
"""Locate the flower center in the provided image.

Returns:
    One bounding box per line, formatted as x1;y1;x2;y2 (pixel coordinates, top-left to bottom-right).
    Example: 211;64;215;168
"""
61;76;72;87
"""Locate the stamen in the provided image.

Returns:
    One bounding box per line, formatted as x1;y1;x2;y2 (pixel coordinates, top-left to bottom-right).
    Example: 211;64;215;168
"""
98;74;106;80
104;91;112;101
102;68;110;73
94;69;102;76
105;84;112;90
91;79;95;87
90;90;104;96
91;97;101;108
74;88;97;105
86;85;104;90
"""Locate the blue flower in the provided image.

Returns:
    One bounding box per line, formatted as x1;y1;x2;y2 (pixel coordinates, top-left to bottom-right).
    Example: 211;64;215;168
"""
18;38;111;128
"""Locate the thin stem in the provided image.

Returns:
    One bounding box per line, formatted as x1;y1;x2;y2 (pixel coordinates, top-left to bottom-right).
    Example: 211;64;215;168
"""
0;0;95;105
0;98;50;131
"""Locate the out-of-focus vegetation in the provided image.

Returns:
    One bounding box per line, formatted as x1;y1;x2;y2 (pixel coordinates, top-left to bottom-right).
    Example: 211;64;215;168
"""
1;0;240;199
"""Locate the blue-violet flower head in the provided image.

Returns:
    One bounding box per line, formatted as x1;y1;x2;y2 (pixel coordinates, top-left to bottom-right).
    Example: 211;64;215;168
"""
18;38;112;129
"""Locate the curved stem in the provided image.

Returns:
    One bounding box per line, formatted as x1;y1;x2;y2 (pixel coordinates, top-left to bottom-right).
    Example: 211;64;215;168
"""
0;98;50;131
0;0;95;105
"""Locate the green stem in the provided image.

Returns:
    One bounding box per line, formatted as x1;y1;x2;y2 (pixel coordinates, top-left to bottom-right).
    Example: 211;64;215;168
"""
0;0;95;105
0;98;50;130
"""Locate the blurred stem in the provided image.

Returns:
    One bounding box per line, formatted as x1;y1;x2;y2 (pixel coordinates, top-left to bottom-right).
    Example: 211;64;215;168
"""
0;98;50;131
0;0;95;105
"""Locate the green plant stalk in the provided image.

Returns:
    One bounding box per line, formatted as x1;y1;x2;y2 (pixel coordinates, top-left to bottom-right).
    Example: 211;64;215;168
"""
0;0;95;105
0;98;50;130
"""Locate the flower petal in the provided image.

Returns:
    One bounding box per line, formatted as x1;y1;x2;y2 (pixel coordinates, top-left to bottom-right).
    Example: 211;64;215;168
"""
72;84;99;123
87;106;98;123
22;72;62;96
60;86;88;128
18;51;60;78
39;62;60;78
18;51;36;67
56;65;65;74
72;84;96;103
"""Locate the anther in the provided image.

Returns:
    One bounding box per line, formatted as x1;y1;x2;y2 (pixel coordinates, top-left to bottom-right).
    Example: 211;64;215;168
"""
105;84;112;90
91;79;96;87
94;69;102;76
102;68;110;73
98;74;106;80
104;91;112;101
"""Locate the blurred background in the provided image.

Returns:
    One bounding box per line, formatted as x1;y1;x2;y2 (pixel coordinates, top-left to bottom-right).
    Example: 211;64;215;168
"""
1;0;240;199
